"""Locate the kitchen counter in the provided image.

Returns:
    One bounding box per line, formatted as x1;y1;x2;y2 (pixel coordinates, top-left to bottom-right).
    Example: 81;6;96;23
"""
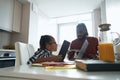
0;64;120;80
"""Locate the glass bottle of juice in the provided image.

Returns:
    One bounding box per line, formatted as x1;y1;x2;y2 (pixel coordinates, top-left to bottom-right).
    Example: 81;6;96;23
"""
98;23;115;62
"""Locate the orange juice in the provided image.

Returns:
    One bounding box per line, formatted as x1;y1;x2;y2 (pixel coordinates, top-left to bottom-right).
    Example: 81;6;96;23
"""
98;43;115;62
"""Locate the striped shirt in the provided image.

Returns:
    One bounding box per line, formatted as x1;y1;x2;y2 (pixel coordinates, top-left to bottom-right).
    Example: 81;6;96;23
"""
27;49;54;65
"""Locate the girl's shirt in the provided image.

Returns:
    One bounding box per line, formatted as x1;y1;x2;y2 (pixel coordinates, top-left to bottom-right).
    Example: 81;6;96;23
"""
27;49;54;64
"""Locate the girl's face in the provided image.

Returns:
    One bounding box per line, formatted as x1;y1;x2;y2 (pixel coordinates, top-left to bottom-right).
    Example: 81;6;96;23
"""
46;37;57;51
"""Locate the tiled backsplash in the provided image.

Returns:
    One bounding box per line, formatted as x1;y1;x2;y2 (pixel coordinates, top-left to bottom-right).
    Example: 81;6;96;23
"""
0;30;11;49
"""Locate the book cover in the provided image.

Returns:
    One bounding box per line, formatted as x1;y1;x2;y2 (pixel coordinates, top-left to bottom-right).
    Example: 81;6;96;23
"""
75;59;120;71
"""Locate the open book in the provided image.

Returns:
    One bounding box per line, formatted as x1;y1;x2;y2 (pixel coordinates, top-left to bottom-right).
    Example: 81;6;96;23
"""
32;62;74;67
32;62;76;69
75;59;120;71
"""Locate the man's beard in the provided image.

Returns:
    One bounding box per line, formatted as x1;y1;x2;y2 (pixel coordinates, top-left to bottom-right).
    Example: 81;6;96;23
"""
77;34;87;40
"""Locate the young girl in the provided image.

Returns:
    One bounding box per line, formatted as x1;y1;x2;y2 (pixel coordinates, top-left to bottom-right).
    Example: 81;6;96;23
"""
27;35;62;64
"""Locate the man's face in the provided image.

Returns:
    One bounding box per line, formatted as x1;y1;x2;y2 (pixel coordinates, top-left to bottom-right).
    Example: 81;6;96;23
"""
77;30;85;39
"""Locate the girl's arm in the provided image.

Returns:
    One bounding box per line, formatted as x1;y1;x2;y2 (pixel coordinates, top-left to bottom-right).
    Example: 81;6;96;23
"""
33;55;62;63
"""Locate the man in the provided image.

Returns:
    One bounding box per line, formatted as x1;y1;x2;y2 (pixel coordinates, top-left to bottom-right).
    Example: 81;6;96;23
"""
67;23;98;60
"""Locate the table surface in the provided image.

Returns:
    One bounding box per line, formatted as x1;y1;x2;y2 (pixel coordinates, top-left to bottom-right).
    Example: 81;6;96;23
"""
0;63;120;80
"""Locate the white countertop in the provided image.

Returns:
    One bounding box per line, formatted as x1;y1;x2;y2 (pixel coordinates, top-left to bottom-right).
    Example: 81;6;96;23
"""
0;65;120;80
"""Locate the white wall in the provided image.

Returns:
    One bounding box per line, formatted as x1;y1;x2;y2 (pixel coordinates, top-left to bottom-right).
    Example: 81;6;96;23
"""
100;0;107;23
93;0;120;39
28;3;39;51
92;8;101;37
106;0;120;33
38;18;58;41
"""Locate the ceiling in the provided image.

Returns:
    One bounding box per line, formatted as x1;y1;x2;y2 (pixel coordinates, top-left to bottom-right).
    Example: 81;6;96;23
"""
31;0;104;18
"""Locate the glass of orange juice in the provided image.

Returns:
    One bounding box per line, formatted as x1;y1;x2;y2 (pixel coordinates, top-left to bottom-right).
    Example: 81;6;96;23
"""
98;43;115;62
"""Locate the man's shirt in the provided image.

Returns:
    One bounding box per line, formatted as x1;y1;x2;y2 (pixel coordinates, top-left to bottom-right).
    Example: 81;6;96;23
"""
68;37;98;60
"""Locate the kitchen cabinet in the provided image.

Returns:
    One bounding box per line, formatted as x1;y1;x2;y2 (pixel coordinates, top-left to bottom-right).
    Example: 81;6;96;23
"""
12;0;22;32
0;0;22;32
0;0;14;31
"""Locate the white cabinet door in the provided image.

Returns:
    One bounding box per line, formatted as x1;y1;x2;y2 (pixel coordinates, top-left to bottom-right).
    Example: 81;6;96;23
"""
12;0;22;32
0;0;22;32
0;0;14;31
